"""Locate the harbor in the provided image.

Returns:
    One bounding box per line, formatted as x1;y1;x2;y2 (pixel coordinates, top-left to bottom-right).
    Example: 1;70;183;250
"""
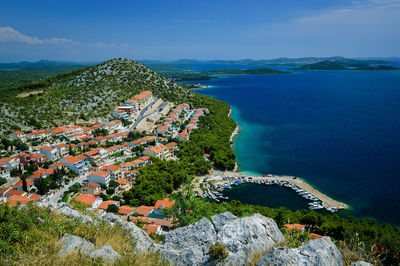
196;171;349;213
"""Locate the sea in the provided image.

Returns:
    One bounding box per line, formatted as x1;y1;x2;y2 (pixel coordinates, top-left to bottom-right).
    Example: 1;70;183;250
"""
183;65;400;225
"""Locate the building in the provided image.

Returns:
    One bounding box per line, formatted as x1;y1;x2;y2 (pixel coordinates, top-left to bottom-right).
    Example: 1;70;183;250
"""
118;205;136;216
116;178;131;191
9;131;26;141
0;157;19;170
81;182;101;194
40;146;59;161
178;132;189;142
98;200;120;211
154;198;175;213
61;156;87;175
75;194;102;208
143;144;168;159
31;153;47;164
154;126;168;136
87;170;111;186
0;163;11;179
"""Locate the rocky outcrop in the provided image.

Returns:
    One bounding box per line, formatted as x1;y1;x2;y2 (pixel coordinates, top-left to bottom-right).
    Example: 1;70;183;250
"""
101;212;154;252
58;234;95;255
38;202;154;253
256;237;343;266
89;245;121;262
157;211;285;265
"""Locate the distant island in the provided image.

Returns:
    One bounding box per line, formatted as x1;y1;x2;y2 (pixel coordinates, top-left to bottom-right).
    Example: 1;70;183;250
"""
291;60;399;71
160;67;288;82
203;68;289;75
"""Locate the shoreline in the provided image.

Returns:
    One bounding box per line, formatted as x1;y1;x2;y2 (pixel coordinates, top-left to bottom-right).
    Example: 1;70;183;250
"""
200;171;349;211
195;106;349;212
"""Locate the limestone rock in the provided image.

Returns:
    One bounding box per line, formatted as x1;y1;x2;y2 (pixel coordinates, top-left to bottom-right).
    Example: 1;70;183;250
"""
158;217;217;265
101;212;154;252
211;211;237;232
256;237;343;266
158;212;285;265
58;234;95;255
218;213;285;265
89;245;121;262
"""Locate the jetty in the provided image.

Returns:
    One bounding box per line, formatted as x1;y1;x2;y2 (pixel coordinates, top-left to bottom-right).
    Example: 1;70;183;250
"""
197;171;348;213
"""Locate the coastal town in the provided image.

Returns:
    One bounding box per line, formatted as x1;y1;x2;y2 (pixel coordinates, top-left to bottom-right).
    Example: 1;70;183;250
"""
0;90;209;235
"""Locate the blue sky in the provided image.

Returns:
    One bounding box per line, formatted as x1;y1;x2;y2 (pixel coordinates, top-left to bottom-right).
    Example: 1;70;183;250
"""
0;0;399;62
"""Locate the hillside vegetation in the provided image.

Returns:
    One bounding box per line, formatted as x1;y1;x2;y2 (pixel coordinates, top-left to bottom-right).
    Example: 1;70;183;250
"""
0;58;191;134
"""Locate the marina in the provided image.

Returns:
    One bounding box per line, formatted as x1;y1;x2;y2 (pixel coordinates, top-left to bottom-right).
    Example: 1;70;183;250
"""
197;172;348;213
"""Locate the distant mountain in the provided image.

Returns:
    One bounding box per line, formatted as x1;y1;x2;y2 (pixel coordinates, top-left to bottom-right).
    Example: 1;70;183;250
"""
0;60;90;70
140;56;392;67
290;61;348;70
0;58;190;133
290;60;399;71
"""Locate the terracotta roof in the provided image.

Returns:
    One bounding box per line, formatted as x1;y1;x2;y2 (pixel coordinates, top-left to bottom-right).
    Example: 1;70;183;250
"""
14;179;34;188
98;200;118;210
309;233;323;239
0;157;13;163
155;198;175;209
149;144;167;154
138;156;150;161
4;189;25;196
135;206;154;217
179;132;188;136
89;171;110;178
86;182;100;189
165;142;177;149
32;153;46;159
75;194;98;205
157;126;168;132
50;161;67;167
142;224;160;234
37;168;55;175
284;224;305;231
63;156;83;164
6;195;34;206
12;131;24;134
116;178;128;185
118;205;136;215
40;146;55;150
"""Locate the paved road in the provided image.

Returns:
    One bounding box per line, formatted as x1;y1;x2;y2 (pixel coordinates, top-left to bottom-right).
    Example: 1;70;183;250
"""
48;173;87;204
132;98;159;128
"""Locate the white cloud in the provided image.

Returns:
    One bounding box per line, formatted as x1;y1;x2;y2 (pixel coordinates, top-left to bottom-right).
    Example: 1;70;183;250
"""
0;26;73;44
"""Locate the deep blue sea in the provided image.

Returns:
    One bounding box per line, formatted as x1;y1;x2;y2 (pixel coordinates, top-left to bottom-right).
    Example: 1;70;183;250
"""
193;69;400;225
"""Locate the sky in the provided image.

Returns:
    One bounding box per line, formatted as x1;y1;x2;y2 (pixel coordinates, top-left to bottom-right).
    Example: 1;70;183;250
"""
0;0;399;62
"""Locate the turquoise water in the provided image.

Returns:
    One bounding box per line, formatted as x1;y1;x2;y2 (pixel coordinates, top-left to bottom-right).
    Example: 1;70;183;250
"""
195;70;400;225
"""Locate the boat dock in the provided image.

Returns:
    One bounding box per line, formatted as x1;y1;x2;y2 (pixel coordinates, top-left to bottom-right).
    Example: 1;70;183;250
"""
199;171;348;213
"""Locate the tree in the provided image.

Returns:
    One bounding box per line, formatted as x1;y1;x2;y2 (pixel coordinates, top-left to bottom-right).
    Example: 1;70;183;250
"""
106;204;119;213
15;142;29;151
108;180;119;188
34;178;49;195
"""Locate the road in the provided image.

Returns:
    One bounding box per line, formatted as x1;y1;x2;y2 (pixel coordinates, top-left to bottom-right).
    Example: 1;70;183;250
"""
132;98;159;128
48;173;87;204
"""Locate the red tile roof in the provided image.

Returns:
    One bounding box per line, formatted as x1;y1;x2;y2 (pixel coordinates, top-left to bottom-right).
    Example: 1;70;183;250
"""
155;198;175;209
118;205;136;215
135;206;154;217
89;171;110;178
75;194;98;205
98;200;118;210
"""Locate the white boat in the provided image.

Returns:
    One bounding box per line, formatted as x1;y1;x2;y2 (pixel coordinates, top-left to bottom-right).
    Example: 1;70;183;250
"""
309;205;324;210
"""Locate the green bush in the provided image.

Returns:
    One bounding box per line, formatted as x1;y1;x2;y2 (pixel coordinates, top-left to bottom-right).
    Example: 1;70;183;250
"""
208;243;228;261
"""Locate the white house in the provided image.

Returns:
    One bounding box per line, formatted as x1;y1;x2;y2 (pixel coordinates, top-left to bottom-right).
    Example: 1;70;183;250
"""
0;163;11;179
61;156;87;175
87;170;111;186
0;157;19;170
40;146;59;161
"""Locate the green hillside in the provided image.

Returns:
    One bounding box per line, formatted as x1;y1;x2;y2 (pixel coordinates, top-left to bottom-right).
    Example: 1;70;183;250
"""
0;58;192;134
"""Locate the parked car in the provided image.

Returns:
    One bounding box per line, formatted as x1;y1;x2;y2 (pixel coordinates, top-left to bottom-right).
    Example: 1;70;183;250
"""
82;179;89;184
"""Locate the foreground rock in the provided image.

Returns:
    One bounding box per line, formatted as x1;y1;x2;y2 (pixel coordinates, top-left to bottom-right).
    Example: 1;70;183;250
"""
39;202;154;252
256;237;343;266
158;212;285;265
89;245;121;262
58;234;95;255
101;213;154;252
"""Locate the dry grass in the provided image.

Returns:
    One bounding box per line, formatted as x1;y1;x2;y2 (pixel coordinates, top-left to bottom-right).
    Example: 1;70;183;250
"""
337;239;383;266
0;204;165;266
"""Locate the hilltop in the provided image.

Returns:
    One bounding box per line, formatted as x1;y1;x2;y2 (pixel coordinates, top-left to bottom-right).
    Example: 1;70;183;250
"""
0;58;192;134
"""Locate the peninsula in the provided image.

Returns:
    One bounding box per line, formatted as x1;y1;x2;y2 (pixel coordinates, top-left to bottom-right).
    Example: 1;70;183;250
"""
291;60;399;71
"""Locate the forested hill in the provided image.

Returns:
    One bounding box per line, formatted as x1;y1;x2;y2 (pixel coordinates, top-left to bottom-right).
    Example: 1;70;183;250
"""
0;58;192;134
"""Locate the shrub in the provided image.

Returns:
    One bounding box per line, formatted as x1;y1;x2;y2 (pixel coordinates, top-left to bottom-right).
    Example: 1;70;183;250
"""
208;243;228;261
